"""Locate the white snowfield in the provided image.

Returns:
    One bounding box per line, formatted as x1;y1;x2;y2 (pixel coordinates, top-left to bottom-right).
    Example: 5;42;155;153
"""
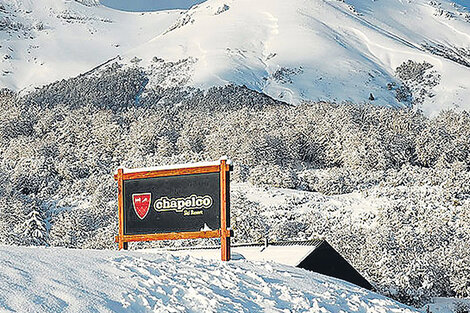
0;245;421;313
1;0;470;115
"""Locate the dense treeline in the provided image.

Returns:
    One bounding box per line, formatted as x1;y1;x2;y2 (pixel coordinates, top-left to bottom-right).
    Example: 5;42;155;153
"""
0;67;469;307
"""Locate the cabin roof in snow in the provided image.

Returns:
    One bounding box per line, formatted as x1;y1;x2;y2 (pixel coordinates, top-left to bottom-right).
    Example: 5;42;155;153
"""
141;239;325;267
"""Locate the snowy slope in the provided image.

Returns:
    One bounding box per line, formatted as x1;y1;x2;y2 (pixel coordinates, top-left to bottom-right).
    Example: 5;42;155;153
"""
1;0;470;115
0;0;184;91
0;245;421;313
126;0;470;115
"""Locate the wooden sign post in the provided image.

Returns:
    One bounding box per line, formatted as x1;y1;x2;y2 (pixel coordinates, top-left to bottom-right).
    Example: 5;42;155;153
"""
114;158;232;261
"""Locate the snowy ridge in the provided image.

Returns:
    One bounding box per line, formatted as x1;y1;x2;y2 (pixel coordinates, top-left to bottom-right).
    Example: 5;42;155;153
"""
0;245;420;312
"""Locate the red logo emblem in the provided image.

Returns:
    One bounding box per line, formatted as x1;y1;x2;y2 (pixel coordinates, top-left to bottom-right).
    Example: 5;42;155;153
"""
132;193;151;219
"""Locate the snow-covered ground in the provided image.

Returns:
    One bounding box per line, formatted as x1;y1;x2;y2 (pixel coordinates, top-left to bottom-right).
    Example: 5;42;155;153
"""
1;0;470;114
0;245;421;313
428;298;470;313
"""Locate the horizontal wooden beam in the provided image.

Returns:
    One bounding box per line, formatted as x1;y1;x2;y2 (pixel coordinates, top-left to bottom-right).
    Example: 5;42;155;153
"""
114;229;232;243
114;164;231;181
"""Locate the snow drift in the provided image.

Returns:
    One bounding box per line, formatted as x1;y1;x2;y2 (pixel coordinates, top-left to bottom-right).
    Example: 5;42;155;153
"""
0;245;420;313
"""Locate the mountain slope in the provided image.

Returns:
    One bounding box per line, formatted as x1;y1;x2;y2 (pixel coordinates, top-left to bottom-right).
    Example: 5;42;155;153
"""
0;0;182;91
1;0;470;115
0;245;421;312
126;0;470;115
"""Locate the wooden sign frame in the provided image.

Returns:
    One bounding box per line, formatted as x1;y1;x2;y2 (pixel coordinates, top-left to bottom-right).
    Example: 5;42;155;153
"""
114;158;232;261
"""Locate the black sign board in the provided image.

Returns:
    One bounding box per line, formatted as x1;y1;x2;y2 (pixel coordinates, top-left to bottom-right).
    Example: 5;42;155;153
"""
114;158;232;261
123;172;222;235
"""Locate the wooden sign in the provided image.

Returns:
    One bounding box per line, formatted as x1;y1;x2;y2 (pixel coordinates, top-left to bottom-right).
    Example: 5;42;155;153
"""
114;158;232;261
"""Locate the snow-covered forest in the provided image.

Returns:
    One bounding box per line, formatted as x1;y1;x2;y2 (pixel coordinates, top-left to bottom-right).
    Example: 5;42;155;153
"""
0;66;469;309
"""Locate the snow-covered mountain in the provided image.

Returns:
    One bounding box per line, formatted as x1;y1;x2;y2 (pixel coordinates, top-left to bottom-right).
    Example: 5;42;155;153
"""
0;245;421;312
1;0;470;114
0;0;188;90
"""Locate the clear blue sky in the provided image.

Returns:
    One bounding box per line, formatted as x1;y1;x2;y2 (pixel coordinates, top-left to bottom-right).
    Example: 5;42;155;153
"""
100;0;468;12
99;0;207;12
452;0;469;9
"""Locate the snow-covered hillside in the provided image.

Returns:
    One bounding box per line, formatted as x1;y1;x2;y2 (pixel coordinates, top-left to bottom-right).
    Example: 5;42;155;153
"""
128;0;470;115
1;0;470;114
0;0;184;90
0;245;420;313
